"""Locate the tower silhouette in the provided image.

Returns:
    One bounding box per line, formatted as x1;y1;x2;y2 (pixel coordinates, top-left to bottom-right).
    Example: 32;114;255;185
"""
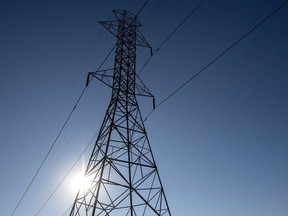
69;10;171;216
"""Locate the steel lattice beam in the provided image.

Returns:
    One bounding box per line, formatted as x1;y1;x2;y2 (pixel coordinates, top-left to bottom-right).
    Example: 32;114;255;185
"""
69;10;171;216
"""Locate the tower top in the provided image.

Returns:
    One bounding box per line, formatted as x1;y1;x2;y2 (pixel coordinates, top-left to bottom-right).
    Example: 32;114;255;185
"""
87;10;155;107
100;10;152;50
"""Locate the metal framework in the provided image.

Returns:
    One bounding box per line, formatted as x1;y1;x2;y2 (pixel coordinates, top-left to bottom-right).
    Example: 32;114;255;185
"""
69;10;171;216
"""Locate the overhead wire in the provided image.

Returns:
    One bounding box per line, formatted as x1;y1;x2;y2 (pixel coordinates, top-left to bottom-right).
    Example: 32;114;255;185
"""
11;0;191;214
62;205;73;216
33;132;98;216
17;0;287;214
4;6;114;212
6;12;107;216
58;1;152;215
28;43;116;216
136;0;150;17
142;0;163;25
9;85;87;216
9;16;117;216
138;0;206;75
27;5;121;216
34;0;205;214
24;3;123;215
144;0;288;121
31;0;288;215
31;46;115;214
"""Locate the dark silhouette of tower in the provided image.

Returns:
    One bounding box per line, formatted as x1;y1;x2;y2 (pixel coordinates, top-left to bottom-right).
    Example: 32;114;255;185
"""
69;10;171;216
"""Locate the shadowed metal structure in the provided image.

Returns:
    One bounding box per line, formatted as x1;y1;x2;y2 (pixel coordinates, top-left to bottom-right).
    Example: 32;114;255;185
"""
69;10;171;216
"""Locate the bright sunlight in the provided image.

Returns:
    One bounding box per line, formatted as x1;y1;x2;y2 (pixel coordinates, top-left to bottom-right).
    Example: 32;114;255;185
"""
70;172;92;194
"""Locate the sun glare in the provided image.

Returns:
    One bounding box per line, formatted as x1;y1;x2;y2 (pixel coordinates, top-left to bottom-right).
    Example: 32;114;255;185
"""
70;172;92;194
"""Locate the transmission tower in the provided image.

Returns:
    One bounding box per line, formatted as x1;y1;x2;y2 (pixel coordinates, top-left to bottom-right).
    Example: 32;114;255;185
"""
69;10;171;216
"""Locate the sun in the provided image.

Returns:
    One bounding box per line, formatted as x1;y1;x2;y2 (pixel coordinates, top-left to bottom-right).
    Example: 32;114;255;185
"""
70;172;92;194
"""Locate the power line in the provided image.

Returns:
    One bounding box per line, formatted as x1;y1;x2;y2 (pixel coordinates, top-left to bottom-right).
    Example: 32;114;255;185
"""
142;0;163;25
28;0;288;214
8;9;121;216
62;205;73;216
9;1;146;216
30;0;203;214
33;133;97;216
136;0;150;17
59;3;152;216
29;10;120;216
138;0;206;75
144;0;288;121
26;43;115;215
5;14;109;216
9;37;116;216
9;86;87;216
17;2;129;214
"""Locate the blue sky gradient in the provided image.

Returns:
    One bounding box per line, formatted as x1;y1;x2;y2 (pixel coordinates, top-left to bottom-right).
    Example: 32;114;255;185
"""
0;0;287;215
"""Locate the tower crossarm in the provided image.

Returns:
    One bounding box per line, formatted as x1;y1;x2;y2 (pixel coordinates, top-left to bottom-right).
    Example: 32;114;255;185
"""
86;69;114;88
87;69;155;109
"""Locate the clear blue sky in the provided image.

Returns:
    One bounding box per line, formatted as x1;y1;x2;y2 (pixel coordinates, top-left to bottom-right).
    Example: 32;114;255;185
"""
0;0;287;216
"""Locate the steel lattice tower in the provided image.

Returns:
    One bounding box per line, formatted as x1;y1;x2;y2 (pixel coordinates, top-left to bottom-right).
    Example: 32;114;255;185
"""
69;10;171;216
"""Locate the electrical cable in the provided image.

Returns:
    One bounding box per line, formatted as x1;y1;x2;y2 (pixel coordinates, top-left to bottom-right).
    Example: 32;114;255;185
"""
8;9;121;216
9;32;116;216
32;0;190;214
62;205;73;216
9;2;123;216
12;0;189;214
18;3;121;215
144;0;288;121
138;0;206;75
142;0;163;25
31;18;118;216
5;13;109;216
136;0;150;17
32;48;116;214
33;132;97;216
59;2;152;215
9;86;87;216
30;48;115;216
32;0;288;215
